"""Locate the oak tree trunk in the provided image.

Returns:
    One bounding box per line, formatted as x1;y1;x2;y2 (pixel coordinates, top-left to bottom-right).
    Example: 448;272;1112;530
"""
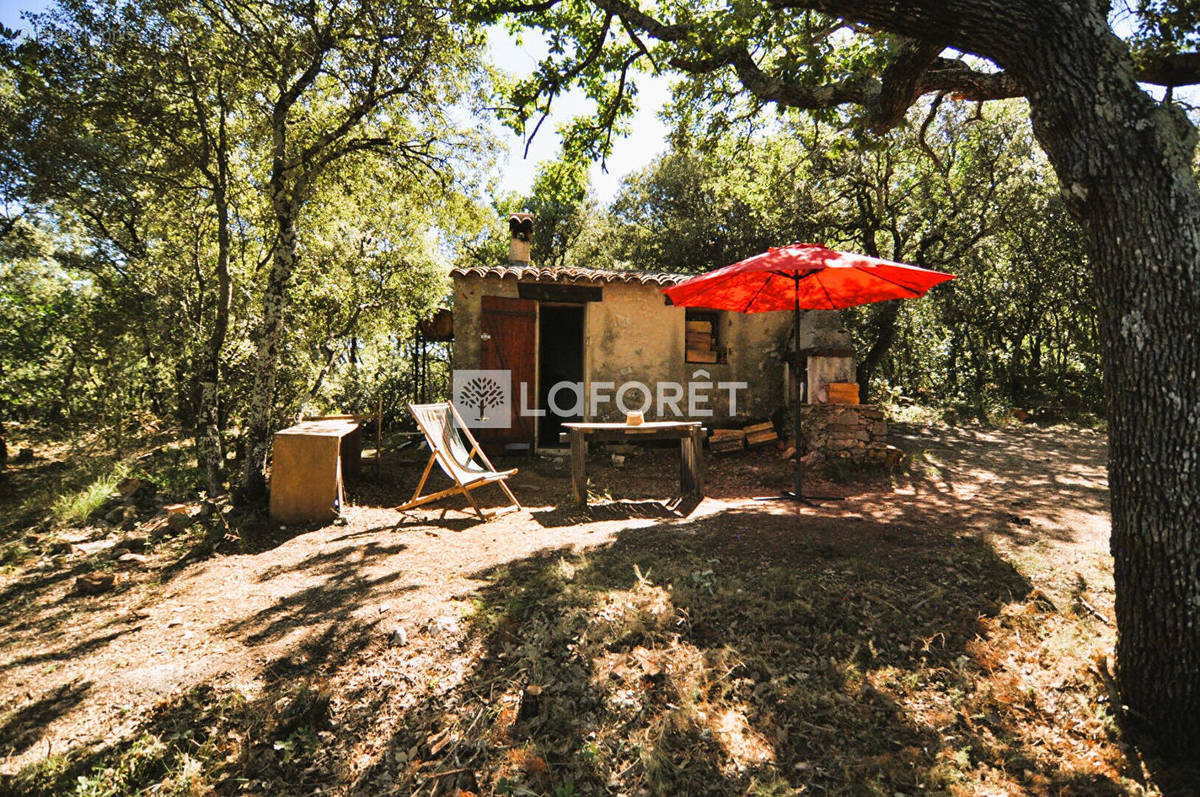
1012;7;1200;760
238;73;316;504
856;299;901;401
239;186;298;503
195;136;232;497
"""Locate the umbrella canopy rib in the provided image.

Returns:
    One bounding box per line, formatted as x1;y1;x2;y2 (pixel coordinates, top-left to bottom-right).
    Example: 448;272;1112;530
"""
744;272;776;313
812;272;838;310
860;270;926;297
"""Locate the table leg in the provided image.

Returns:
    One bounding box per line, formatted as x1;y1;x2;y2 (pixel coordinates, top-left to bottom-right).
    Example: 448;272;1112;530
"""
570;429;588;505
680;435;696;496
690;426;705;496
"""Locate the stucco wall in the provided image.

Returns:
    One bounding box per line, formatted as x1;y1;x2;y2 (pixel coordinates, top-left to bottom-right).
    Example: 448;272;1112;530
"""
451;274;793;426
451;273;520;371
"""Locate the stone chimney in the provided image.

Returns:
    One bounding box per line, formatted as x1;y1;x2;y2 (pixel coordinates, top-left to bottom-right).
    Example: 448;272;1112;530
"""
508;213;534;265
798;310;853;352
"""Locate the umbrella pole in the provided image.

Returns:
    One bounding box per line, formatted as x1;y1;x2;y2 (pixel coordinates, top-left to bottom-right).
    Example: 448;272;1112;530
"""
777;276;840;504
792;287;803;498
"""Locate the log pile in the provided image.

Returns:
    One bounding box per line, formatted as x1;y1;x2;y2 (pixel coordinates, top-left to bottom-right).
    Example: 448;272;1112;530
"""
708;428;745;454
707;407;902;470
744;421;778;448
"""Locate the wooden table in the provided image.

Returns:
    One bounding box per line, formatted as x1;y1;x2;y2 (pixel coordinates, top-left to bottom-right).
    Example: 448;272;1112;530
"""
559;421;705;505
269;419;362;524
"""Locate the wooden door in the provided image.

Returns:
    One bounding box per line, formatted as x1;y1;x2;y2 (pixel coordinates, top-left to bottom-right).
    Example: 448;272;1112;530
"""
478;295;537;452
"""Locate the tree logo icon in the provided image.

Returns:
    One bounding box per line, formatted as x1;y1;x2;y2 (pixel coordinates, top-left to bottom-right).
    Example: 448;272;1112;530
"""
459;376;505;421
451;370;512;428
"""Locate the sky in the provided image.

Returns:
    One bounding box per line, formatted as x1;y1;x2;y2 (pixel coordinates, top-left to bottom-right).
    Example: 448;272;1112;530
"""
0;0;44;33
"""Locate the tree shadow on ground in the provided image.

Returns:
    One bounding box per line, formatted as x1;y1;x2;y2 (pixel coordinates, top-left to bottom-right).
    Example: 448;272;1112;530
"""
0;527;414;790
345;503;1137;795
888;422;1110;535
1;629;130;672
531;497;701;529
220;540;410;647
1;538;401;795
2;664;358;795
0;681;91;758
0;558;145;680
0;555;137;620
2;423;1171;795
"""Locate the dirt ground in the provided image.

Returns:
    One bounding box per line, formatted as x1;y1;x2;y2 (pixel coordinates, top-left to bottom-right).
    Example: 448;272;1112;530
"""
0;421;1151;794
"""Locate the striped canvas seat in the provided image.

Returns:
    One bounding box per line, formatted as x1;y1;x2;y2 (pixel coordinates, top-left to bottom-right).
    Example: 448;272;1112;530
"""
399;402;521;520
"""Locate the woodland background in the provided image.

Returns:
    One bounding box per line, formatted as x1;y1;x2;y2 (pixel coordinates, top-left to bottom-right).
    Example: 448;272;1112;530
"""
1;0;1147;497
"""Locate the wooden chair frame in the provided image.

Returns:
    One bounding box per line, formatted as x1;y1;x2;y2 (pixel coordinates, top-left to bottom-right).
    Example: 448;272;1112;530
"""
398;402;521;520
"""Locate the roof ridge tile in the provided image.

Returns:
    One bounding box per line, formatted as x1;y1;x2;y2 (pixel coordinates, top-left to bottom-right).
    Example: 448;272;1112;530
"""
448;264;689;286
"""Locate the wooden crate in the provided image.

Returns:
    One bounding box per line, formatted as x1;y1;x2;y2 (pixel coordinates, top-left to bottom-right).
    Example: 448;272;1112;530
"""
269;419;361;524
687;348;719;363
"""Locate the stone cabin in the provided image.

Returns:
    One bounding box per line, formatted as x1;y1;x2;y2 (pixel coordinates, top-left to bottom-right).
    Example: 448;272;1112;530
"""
449;215;863;454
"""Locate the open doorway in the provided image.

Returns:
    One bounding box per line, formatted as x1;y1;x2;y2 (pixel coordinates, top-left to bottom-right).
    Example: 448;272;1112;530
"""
538;304;584;447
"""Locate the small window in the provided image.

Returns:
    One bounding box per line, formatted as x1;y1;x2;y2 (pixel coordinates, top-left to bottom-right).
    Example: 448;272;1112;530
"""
685;309;723;363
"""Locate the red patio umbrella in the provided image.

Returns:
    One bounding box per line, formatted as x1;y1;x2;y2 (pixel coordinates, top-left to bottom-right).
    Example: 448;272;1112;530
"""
663;243;955;502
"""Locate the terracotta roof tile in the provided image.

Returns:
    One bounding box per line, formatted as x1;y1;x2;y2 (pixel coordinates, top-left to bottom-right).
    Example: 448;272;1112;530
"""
449;264;689;286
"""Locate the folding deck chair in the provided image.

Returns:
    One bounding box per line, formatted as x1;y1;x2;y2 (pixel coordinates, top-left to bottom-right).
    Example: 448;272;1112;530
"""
398;402;521;520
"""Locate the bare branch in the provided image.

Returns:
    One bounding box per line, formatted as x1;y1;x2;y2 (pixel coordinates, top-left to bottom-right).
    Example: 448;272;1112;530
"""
918;91;947;172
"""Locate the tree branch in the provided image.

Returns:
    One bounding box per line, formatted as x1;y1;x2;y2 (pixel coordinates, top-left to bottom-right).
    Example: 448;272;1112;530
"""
666;38;1018;131
1137;51;1200;87
918;91;947;172
873;40;944;130
918;58;1021;101
565;0;1017;131
486;0;563;12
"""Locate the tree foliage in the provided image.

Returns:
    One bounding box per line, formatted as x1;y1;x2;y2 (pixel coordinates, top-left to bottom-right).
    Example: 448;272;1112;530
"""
569;99;1095;414
1;0;495;496
454;155;610;269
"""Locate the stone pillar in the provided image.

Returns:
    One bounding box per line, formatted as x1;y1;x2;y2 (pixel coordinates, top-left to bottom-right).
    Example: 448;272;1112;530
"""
798;404;905;467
